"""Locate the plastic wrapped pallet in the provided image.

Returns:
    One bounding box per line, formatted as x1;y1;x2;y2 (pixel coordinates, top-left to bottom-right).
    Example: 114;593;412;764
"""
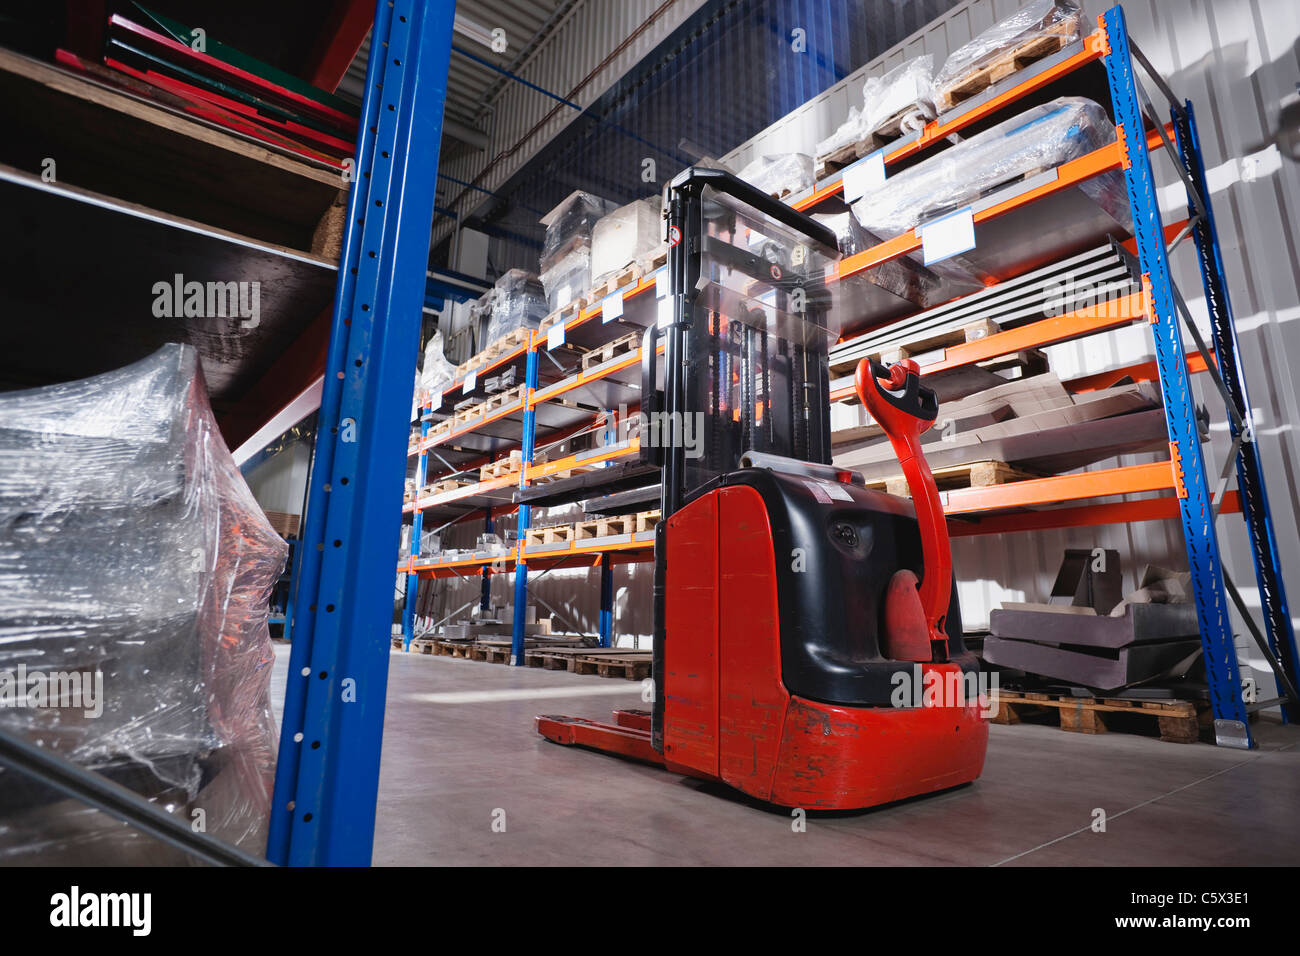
934;0;1084;112
0;344;286;863
590;197;662;288
540;247;592;313
737;154;815;199
418;330;458;399
813;211;978;326
851;97;1129;240
816;105;866;161
539;190;615;275
484;269;547;344
861;54;935;137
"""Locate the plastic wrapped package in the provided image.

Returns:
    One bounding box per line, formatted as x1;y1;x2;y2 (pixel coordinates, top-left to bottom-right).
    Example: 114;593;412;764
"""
484;269;547;344
934;0;1084;110
737;154;815;198
851;97;1129;240
540;247;592;312
590;197;662;287
418;330;458;399
816;105;866;161
813;211;979;328
539;190;615;274
0;344;286;863
861;54;935;136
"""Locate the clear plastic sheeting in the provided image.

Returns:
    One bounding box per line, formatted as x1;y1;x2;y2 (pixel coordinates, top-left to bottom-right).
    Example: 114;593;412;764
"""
484;268;547;344
539;190;615;275
591;197;662;287
934;0;1084;109
851;97;1128;240
540;247;592;313
815;55;935;161
861;54;935;137
815;105;865;160
736;153;815;199
418;330;458;401
0;343;286;863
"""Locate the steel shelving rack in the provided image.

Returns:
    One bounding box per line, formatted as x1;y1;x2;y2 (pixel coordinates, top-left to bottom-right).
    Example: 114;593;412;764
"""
398;261;668;657
249;0;1300;864
392;5;1299;756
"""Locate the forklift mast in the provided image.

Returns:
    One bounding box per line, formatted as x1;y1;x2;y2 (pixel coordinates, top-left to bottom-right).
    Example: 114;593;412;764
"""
645;169;848;749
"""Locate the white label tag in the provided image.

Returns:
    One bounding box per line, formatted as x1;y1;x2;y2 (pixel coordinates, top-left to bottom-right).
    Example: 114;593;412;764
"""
463;372;475;394
657;297;672;328
602;293;623;322
655;269;669;298
431;390;442;410
556;284;572;308
547;321;566;350
841;150;885;202
920;207;975;265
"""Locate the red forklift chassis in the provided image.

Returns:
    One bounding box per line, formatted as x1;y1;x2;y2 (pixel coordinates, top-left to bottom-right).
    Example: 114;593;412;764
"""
537;169;988;810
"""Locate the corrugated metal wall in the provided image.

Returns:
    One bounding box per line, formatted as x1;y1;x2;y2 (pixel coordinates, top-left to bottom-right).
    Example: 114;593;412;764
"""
434;0;710;249
426;1;1300;690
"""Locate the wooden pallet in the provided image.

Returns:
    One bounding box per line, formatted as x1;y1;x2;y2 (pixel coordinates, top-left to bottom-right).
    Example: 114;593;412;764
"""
935;25;1076;112
479;450;524;482
523;646;644;670
482;384;525;415
478;326;531;363
580;331;641;373
587;263;642;303
868;103;929;142
635;509;661;533
571;653;652;680
573;515;634;541
866;459;1039;497
529;463;597;485
815;138;877;181
539;297;587;334
429;419;454;441
991;689;1206;743
524;523;573;547
425;478;473;496
390;635;405;650
410;638;437;655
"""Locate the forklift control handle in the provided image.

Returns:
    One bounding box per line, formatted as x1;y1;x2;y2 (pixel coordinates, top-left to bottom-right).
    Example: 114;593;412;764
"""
855;357;952;658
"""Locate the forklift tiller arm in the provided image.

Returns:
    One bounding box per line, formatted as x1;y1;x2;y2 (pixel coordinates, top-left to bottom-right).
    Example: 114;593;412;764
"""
855;358;952;659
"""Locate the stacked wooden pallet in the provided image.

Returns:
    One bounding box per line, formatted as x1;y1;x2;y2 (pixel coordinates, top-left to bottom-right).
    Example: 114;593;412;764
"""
934;22;1077;112
523;646;651;680
580;330;640;374
863;460;1040;498
524;523;573;547
991;689;1209;744
479;450;524;482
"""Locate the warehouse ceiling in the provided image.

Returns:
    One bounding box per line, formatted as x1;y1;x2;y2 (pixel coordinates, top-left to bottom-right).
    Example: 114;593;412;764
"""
337;1;580;157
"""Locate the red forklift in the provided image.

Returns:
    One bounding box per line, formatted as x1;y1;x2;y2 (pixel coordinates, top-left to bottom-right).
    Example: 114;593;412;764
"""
537;169;988;810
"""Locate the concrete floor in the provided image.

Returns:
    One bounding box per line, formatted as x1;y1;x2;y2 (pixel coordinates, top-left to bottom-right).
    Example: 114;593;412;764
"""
272;644;1300;866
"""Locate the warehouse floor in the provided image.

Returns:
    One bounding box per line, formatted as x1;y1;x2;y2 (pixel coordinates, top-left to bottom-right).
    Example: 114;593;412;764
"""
271;645;1300;866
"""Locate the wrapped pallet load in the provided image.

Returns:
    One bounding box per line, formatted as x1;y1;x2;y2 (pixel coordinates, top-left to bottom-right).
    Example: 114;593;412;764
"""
538;190;616;312
484;268;547;345
590;196;662;290
933;0;1085;113
0;344;286;862
815;54;935;170
736;153;815;199
851;96;1130;268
